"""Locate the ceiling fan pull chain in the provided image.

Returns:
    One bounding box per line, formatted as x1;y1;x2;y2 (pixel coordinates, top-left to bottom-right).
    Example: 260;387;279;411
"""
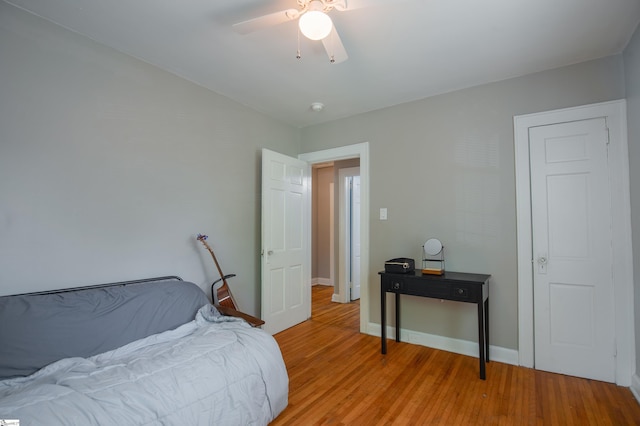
329;30;335;63
296;26;302;59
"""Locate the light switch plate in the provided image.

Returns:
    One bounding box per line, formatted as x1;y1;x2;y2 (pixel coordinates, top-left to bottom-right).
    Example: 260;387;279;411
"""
380;208;388;220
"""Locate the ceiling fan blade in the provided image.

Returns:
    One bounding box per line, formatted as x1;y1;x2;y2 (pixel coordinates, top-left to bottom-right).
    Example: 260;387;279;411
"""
232;9;299;35
321;26;348;64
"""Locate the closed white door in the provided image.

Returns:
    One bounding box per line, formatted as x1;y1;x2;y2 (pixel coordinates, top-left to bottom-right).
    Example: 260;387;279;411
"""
350;176;361;301
261;149;311;335
529;118;615;382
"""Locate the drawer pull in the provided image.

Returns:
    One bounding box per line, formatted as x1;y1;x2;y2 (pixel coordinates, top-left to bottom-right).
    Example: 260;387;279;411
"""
455;287;468;297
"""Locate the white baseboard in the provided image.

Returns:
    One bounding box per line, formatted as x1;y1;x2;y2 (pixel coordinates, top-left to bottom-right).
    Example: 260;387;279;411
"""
631;374;640;404
365;322;636;387
331;293;342;303
366;322;519;366
312;277;333;286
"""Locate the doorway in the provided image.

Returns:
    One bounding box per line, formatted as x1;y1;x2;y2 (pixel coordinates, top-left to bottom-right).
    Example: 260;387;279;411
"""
300;142;370;334
311;163;361;305
514;100;634;385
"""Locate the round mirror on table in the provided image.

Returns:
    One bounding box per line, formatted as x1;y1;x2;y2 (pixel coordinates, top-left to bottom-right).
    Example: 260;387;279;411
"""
423;238;443;256
422;238;444;275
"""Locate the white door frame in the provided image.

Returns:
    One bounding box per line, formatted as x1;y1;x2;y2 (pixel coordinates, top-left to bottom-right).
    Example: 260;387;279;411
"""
299;142;370;333
514;100;634;386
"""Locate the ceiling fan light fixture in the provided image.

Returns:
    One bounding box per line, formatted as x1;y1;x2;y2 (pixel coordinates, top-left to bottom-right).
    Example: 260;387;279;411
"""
299;10;333;40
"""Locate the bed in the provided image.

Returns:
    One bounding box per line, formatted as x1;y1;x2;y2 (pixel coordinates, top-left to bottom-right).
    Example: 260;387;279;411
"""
0;276;288;425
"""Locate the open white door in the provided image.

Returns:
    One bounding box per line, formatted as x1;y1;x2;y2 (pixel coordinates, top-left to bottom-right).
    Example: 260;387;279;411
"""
350;175;361;301
338;167;361;303
261;149;311;335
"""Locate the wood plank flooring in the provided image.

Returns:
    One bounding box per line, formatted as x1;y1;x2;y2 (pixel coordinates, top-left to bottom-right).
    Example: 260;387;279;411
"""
270;285;640;425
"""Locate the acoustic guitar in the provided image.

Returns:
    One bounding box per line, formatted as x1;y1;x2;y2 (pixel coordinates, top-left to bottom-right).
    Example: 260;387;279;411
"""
196;233;238;310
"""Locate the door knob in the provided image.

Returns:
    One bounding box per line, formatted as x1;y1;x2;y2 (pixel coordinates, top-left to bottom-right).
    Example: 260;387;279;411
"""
537;254;548;274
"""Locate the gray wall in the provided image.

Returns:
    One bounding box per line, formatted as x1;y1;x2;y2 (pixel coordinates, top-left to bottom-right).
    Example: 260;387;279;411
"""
623;23;640;375
301;56;626;350
312;165;333;281
0;2;300;317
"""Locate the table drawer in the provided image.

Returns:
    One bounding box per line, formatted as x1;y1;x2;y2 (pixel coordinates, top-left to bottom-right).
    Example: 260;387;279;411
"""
382;276;405;293
382;275;482;302
405;279;451;299
448;282;481;301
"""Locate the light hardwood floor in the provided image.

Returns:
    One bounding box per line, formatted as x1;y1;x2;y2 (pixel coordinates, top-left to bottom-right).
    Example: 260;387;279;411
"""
270;285;640;425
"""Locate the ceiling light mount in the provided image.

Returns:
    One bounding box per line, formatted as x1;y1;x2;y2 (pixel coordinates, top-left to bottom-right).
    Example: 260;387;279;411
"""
310;102;325;112
298;1;332;40
296;0;347;13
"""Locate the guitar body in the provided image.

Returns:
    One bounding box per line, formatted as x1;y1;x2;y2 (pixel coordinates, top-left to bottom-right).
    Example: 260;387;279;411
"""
212;275;238;309
217;289;236;309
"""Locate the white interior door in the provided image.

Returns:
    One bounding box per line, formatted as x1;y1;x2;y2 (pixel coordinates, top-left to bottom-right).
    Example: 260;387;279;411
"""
338;167;360;303
530;118;615;382
261;149;311;335
350;175;361;301
329;182;335;290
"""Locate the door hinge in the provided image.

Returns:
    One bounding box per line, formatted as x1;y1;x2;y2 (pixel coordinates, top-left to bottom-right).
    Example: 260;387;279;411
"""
605;127;610;145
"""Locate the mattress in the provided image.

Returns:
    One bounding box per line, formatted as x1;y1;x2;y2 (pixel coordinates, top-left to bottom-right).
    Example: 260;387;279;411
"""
0;306;288;425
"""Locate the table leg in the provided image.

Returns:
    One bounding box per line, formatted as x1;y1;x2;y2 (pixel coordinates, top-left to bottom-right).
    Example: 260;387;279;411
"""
478;301;486;380
485;298;490;363
395;293;400;342
381;285;386;354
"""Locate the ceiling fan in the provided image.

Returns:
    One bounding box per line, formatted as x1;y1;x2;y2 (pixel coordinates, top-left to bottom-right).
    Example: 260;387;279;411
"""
233;0;377;64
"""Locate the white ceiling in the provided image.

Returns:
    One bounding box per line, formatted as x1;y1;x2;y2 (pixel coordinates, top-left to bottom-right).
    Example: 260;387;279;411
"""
6;0;640;128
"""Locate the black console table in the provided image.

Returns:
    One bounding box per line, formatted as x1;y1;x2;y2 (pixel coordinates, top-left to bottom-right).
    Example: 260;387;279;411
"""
379;270;491;379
